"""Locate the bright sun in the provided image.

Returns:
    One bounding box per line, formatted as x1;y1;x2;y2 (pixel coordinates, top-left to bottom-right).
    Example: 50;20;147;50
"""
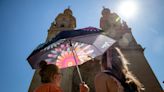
117;1;138;19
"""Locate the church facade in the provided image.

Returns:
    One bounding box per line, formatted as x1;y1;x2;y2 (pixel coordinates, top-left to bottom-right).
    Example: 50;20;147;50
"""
28;8;162;92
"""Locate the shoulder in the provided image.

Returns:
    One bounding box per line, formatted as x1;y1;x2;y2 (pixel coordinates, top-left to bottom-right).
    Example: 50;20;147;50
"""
94;72;113;85
34;83;63;92
94;72;124;92
95;72;109;79
105;75;124;92
34;84;49;92
95;72;118;81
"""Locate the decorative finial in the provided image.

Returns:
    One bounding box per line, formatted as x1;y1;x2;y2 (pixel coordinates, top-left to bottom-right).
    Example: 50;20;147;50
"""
103;6;105;9
68;6;70;9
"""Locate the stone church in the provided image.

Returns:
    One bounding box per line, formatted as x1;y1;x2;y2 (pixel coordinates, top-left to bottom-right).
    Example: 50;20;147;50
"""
28;8;162;92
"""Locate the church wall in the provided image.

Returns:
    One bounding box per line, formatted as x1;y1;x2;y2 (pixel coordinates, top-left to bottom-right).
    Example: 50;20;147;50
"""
121;47;163;92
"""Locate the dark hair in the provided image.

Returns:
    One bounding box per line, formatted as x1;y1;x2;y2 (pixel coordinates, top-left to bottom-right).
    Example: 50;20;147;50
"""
101;47;144;91
101;51;108;70
39;60;59;83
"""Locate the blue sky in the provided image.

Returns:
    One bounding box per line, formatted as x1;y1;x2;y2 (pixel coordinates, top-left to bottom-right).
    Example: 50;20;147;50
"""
0;0;163;92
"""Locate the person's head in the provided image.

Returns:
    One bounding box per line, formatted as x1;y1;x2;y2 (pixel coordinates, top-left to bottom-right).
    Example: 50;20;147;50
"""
39;60;62;86
101;47;144;91
101;47;126;76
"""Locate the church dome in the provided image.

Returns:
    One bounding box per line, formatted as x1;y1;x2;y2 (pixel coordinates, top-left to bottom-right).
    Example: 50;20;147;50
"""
102;8;110;16
64;8;72;15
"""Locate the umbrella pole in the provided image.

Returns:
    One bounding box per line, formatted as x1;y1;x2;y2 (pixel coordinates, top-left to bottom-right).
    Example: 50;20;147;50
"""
69;40;83;83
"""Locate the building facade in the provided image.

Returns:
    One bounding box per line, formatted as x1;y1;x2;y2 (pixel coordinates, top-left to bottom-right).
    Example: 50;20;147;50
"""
28;8;162;92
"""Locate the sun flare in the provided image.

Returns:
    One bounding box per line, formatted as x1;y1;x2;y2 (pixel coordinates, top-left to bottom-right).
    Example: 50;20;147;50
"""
117;1;138;19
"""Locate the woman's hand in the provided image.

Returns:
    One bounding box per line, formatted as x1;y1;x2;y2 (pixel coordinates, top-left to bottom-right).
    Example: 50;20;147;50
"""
80;82;89;92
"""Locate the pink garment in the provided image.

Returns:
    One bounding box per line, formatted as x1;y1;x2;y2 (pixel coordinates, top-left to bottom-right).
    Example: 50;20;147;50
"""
34;83;63;92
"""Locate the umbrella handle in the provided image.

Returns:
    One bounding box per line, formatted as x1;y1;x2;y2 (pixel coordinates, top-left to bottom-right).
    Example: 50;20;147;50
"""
75;63;83;83
69;40;83;83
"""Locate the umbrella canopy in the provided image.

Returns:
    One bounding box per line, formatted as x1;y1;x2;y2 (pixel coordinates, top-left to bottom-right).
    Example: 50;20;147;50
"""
28;27;101;58
28;34;115;68
27;29;115;69
27;27;116;82
54;26;101;41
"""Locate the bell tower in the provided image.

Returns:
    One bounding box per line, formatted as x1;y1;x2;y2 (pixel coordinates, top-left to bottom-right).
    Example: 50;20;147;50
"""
28;8;76;92
46;7;76;41
100;7;162;92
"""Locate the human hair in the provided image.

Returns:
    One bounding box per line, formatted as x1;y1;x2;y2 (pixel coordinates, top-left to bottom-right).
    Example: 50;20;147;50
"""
101;47;144;91
39;60;59;83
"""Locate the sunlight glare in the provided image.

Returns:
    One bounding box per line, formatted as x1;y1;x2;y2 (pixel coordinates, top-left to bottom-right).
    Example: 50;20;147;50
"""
117;1;138;19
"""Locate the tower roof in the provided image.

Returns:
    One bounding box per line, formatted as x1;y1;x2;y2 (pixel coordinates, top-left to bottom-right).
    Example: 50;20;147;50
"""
64;8;73;15
102;7;111;16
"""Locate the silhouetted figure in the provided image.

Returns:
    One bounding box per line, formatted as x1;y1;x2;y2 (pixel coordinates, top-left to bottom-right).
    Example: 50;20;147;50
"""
94;47;144;92
34;60;89;92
